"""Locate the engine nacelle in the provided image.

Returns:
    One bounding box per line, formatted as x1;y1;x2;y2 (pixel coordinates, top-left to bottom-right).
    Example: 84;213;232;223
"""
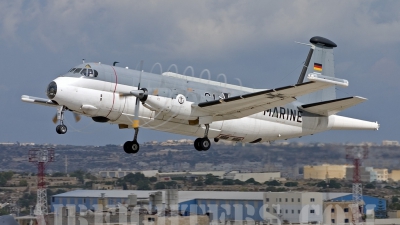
144;95;196;120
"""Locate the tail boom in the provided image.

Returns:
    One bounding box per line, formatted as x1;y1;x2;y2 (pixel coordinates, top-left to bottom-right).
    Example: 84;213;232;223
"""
330;115;379;130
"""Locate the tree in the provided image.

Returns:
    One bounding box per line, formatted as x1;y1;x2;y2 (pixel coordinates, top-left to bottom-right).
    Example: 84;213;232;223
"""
265;180;281;186
365;183;375;189
122;183;128;190
70;170;85;183
19;180;28;186
149;177;157;182
392;196;399;203
154;182;166;189
52;172;66;177
222;180;234;185
284;182;298;187
245;178;260;185
205;174;217;185
136;180;151;190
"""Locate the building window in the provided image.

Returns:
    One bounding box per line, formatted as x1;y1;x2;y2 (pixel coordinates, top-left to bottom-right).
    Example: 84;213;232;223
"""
279;198;281;202
331;219;335;223
292;210;294;214
331;208;335;213
280;210;282;214
310;209;315;214
310;198;315;202
266;208;270;212
344;219;349;223
285;198;288;202
266;198;269;202
298;210;301;214
285;209;288;214
291;198;294;202
344;208;349;212
298;198;300;202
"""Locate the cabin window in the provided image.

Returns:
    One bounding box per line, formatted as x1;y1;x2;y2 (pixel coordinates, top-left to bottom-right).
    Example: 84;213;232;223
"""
74;68;82;73
81;69;87;76
69;68;76;72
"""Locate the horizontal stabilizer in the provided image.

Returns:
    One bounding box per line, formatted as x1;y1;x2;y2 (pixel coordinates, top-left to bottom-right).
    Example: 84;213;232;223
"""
301;96;366;116
21;95;59;107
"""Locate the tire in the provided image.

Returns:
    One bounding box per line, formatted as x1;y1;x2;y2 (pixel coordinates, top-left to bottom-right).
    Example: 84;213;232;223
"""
123;141;133;154
194;138;202;151
56;125;67;134
199;138;211;151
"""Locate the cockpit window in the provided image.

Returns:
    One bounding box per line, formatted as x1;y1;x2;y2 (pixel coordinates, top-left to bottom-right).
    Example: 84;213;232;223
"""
87;69;94;77
81;69;87;76
69;68;76;72
94;70;98;77
74;68;82;73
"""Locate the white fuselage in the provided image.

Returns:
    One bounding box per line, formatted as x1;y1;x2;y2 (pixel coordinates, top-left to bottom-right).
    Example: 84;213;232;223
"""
51;75;340;143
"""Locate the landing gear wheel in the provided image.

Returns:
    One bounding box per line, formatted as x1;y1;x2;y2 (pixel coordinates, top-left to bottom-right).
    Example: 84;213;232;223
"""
123;141;140;154
199;138;211;151
123;141;133;154
194;138;202;151
56;125;67;134
131;140;140;153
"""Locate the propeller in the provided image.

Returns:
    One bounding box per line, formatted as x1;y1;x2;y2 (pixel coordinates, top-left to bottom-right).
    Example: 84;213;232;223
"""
52;112;81;124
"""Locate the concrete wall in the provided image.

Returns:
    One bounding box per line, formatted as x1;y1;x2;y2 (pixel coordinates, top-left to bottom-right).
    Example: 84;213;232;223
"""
231;172;281;183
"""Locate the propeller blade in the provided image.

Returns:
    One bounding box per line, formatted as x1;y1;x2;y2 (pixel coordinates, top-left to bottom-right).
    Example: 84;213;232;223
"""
132;60;143;129
73;113;81;122
52;114;58;124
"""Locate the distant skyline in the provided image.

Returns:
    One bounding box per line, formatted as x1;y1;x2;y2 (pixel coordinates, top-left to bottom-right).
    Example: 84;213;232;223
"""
1;1;399;146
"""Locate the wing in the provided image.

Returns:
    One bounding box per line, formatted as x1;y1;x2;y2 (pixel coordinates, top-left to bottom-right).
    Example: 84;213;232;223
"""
195;76;346;121
21;95;59;107
300;96;366;116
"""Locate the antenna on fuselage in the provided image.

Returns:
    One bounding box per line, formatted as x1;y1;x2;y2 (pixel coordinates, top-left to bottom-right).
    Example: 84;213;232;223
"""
113;61;119;66
82;59;85;63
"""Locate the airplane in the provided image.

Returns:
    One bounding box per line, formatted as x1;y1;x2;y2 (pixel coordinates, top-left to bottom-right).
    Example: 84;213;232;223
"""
22;36;379;154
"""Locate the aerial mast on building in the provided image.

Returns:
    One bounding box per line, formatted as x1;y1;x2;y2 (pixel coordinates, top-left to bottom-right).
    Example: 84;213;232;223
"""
346;145;368;225
29;148;55;225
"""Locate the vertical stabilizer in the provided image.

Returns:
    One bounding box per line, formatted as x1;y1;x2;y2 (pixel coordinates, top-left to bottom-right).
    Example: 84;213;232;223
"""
298;36;337;104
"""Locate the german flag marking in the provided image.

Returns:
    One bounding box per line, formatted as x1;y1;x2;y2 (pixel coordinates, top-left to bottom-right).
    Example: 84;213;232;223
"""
314;63;322;71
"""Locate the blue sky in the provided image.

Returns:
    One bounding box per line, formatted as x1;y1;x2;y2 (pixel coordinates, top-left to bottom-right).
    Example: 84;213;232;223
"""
0;1;399;145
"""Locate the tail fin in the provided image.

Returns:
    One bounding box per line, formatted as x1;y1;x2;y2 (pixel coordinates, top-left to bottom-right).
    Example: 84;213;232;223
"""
297;36;337;104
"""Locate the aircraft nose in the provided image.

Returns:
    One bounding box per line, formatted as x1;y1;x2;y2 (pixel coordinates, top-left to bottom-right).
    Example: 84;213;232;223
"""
46;81;57;99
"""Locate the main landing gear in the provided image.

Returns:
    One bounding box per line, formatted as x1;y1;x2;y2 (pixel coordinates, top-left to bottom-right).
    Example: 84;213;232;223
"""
194;124;211;151
123;127;140;154
55;106;67;134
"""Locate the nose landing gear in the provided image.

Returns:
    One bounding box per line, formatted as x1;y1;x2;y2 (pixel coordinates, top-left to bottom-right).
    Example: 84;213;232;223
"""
55;106;67;134
123;127;140;154
194;124;211;151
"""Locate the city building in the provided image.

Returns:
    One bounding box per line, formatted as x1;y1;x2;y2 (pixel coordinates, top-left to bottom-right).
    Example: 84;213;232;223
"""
323;201;356;225
330;194;387;218
263;192;324;224
52;190;265;223
390;170;400;181
373;169;389;182
303;164;348;180
99;170;159;178
346;166;377;182
382;140;399;146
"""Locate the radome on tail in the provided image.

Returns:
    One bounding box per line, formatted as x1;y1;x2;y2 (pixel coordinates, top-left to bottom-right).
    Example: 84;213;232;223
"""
22;36;379;153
